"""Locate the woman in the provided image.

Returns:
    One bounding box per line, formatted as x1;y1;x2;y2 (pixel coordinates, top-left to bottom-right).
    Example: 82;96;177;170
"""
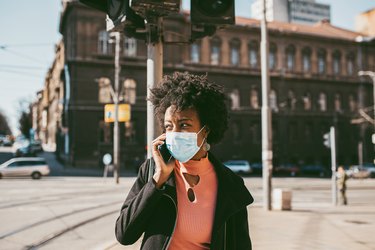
115;72;254;249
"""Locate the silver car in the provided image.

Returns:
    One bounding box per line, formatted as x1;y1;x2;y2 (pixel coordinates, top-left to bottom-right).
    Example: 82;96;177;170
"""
224;160;252;175
0;157;50;179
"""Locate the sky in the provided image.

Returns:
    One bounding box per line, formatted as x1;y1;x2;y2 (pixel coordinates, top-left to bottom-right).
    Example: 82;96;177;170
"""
0;0;374;135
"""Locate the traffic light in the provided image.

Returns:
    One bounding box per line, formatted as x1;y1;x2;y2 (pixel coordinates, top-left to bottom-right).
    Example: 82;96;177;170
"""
191;0;235;25
78;0;145;38
323;132;331;148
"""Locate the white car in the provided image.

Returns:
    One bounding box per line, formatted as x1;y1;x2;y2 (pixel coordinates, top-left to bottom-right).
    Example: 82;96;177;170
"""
224;160;252;175
0;157;50;179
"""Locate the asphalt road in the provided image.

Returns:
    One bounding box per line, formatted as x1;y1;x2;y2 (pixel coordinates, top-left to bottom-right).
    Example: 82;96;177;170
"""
0;176;374;250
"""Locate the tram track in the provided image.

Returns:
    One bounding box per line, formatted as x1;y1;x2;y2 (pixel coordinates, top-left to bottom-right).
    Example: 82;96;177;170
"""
0;200;121;240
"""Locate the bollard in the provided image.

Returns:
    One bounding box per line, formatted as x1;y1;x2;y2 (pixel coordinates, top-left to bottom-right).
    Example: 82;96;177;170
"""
272;189;292;210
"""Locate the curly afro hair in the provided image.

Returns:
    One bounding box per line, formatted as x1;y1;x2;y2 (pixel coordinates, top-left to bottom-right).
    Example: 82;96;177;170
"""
149;72;228;144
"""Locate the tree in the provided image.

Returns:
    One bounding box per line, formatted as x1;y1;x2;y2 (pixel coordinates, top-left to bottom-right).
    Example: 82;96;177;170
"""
17;99;32;139
18;111;32;139
0;110;12;135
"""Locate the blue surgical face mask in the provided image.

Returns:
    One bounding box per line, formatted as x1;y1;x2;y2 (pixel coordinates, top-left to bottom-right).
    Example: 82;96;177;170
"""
166;126;206;163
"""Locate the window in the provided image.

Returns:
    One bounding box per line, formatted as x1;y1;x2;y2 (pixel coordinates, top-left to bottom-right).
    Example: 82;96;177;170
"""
348;94;356;112
248;41;258;68
121;79;137;104
229;88;240;110
124;37;137;57
302;47;311;72
269;43;277;70
332;50;341;75
191;43;200;63
334;93;341;112
210;37;221;65
250;88;259;109
98;77;112;103
230;39;241;66
269;89;278;112
347;53;355;76
303;92;312;110
98;30;111;54
318;92;327;111
287;90;297;111
286;45;295;71
317;49;326;74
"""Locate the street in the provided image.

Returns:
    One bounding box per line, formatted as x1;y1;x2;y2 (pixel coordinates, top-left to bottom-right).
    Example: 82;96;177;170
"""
0;176;374;250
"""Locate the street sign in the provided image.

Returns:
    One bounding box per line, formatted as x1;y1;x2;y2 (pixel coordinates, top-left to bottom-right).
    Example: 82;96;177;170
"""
104;104;131;122
103;153;112;165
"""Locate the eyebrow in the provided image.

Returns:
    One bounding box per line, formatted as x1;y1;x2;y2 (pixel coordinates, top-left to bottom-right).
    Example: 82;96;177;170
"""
164;118;193;123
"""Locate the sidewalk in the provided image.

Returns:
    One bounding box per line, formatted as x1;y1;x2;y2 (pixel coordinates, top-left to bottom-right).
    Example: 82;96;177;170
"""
39;151;137;177
105;203;375;250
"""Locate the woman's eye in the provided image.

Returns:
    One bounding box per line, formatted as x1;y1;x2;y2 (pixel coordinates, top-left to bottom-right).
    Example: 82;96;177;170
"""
180;123;190;128
164;124;172;130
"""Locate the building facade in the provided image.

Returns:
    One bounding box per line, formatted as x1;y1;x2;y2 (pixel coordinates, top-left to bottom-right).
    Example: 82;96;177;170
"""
35;0;374;170
252;0;330;25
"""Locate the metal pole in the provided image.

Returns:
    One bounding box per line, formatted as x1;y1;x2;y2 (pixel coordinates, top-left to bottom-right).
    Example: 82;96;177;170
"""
330;126;337;206
147;18;163;159
358;71;375;164
261;0;273;211
113;32;121;184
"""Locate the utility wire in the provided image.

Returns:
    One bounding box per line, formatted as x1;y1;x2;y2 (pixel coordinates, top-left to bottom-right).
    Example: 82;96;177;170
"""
0;64;46;70
0;69;43;78
0;46;49;65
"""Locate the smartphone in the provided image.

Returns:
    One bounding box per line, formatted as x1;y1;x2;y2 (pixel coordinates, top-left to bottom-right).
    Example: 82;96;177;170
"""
158;142;173;163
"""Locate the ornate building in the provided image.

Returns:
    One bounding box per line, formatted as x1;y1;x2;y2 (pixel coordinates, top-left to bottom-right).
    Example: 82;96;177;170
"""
34;0;374;170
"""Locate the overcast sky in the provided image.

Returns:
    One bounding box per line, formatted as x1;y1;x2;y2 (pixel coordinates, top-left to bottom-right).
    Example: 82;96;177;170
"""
0;0;374;134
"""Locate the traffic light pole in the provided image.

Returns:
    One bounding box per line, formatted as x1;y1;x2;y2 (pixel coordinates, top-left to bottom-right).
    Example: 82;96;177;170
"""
330;126;337;206
261;0;273;211
112;32;121;184
146;18;163;159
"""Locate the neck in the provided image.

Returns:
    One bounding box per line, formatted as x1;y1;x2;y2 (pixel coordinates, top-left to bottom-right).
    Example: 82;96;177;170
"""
191;149;208;161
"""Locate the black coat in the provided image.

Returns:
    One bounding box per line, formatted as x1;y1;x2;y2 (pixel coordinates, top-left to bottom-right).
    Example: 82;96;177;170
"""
115;153;254;249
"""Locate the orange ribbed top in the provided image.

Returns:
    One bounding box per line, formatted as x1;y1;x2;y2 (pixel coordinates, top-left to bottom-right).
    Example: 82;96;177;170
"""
168;155;218;250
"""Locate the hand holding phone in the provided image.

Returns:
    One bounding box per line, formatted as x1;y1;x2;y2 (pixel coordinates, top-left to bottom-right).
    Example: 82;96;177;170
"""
158;142;173;163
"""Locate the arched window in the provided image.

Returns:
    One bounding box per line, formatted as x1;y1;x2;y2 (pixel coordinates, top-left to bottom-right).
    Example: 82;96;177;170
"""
229;88;240;110
334;93;342;112
190;42;200;63
121;79;137;104
269;89;278;112
98;31;111;54
124;37;137;57
250;88;259;109
346;52;355;76
287;90;297;111
302;47;311;72
98;77;112;103
317;49;326;74
286;45;295;71
248;41;258;68
210;37;221;65
332;50;341;75
269;43;277;70
318;92;327;111
230;38;241;66
303;92;312;110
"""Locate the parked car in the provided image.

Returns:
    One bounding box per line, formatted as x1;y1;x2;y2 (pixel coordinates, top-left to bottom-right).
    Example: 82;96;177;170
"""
13;139;38;157
274;163;300;177
346;165;371;179
362;163;375;178
0;157;50;179
250;162;263;176
1;135;13;147
300;164;329;177
223;160;252;175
